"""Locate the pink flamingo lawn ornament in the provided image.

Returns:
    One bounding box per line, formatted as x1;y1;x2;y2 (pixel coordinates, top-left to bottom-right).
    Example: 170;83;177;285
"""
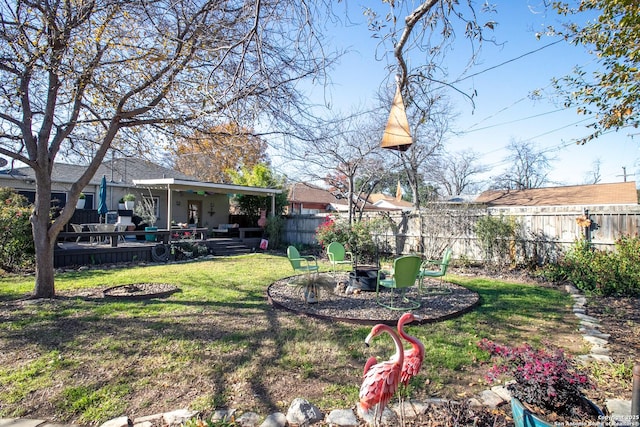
396;313;425;423
398;313;425;386
359;323;404;424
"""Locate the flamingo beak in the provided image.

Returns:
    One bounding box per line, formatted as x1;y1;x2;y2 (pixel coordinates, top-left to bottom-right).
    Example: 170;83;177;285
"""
413;314;423;322
364;331;374;347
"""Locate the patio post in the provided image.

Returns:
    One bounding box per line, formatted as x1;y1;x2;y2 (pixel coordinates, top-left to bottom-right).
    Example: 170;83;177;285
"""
271;193;275;217
166;184;173;229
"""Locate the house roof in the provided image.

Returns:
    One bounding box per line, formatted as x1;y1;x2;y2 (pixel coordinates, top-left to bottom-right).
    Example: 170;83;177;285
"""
133;178;281;196
287;182;400;212
369;193;414;211
475;182;639;207
0;158;196;187
288;182;346;206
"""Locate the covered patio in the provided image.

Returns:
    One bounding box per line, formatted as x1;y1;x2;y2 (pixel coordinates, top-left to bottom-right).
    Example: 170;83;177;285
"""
131;178;282;230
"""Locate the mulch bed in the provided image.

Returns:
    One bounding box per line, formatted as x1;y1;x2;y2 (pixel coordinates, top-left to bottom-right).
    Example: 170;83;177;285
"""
267;272;480;325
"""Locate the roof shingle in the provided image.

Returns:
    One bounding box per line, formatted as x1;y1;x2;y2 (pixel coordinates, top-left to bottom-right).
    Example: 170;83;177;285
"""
475;182;638;207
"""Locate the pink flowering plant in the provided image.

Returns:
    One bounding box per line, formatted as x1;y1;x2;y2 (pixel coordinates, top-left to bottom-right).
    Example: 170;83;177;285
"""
315;216;348;249
315;215;381;262
478;339;594;417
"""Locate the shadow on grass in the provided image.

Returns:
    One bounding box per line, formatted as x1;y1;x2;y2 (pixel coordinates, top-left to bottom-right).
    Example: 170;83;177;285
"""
0;266;573;422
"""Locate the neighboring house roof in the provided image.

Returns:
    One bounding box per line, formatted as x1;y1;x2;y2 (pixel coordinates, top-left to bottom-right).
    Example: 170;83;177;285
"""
475;182;639;207
369;193;413;211
288;182;346;206
287;182;399;212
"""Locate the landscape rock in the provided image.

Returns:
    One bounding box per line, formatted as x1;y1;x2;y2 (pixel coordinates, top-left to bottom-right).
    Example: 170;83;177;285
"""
133;413;163;425
575;313;600;323
259;412;286;427
490;385;512;402
583;335;608;347
390;399;429;418
325;409;359;427
235;411;260;427
605;398;632;418
478;390;505;409
163;410;199;426
286;398;323;425
210;409;235;422
99;417;131;427
356;405;398;426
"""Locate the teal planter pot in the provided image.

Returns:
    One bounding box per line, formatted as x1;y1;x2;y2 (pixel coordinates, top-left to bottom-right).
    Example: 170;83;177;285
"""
145;226;158;242
511;397;604;427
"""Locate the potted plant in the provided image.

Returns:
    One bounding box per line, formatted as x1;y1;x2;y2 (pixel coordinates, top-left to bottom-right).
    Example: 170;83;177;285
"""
134;194;158;241
76;192;85;209
118;197;125;210
478;339;603;426
123;193;136;210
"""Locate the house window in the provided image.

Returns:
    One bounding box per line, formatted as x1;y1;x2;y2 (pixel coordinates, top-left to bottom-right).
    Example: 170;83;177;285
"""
188;200;202;226
142;196;160;219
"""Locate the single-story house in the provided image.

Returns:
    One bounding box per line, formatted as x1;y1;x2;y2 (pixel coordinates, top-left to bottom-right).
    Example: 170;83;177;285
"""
475;182;639;207
0;158;281;229
286;182;405;215
287;182;347;214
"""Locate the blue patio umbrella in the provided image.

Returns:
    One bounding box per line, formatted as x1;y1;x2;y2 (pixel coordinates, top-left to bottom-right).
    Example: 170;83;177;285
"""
97;175;108;222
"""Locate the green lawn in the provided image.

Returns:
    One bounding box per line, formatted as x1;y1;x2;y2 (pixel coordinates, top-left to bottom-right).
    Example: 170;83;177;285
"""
0;254;579;424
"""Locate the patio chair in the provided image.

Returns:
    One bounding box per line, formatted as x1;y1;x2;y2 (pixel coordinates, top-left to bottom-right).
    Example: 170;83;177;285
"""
70;223;85;242
326;241;353;275
376;254;422;311
418;248;453;294
287;246;319;285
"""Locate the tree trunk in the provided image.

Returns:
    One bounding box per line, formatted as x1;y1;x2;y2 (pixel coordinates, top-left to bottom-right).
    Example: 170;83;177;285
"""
31;171;57;299
33;230;56;299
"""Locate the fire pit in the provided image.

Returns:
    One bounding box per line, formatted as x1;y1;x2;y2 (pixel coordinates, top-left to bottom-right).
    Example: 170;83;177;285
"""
349;265;384;291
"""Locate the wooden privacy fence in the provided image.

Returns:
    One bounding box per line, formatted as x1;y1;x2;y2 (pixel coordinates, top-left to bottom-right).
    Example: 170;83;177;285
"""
282;204;640;264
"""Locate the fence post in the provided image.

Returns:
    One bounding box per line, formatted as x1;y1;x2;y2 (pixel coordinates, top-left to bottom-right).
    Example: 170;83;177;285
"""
632;364;640;419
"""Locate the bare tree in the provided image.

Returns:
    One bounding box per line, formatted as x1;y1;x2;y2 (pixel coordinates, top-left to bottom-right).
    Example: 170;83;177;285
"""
363;1;497;205
582;159;602;185
0;0;337;298
430;149;488;196
491;139;555;190
385;89;454;208
283;112;386;224
364;1;496;98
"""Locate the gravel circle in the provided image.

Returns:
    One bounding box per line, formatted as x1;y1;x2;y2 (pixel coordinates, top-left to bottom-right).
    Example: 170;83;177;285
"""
102;283;180;299
267;273;480;325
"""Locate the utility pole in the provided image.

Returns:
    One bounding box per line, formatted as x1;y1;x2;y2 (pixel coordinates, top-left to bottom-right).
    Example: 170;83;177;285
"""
617;166;636;182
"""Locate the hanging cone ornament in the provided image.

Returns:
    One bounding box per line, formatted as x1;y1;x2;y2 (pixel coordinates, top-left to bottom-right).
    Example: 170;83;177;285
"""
381;85;412;151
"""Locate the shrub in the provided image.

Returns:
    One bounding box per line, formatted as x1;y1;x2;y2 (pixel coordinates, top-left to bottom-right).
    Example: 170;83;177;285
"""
315;215;382;262
474;214;518;268
264;215;285;249
542;236;640;296
0;187;35;272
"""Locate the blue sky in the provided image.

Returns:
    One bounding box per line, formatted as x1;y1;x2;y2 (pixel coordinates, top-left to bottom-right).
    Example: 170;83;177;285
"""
295;1;639;189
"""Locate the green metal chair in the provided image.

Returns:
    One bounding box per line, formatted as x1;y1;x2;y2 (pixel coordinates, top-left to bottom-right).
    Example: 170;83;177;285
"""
287;245;321;302
376;254;422;311
326;241;353;275
418;248;452;294
287;245;319;282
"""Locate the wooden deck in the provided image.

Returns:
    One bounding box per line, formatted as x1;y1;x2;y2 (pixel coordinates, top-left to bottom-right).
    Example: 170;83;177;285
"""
54;236;261;268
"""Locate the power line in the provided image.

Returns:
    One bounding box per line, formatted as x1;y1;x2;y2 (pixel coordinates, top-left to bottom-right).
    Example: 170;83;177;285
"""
452;39;565;84
463;108;566;133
